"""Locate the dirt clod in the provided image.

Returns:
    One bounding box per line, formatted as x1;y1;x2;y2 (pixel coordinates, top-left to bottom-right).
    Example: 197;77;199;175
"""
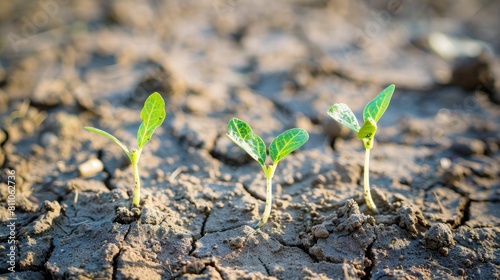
116;206;140;224
140;206;165;225
424;223;455;250
305;200;376;267
395;204;428;236
441;164;471;185
22;201;62;235
229;237;245;250
312;224;329;239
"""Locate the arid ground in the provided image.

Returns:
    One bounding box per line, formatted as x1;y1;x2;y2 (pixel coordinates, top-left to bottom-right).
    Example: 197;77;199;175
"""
0;1;499;279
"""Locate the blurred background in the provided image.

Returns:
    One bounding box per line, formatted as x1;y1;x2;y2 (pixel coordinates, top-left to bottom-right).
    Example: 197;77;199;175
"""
0;0;499;162
0;0;498;104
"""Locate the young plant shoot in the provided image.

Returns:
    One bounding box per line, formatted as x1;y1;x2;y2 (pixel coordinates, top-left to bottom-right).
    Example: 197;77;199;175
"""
226;118;309;229
84;92;166;207
327;84;395;214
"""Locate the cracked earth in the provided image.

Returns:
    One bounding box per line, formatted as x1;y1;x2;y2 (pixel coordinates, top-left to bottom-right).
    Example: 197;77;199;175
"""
1;0;500;279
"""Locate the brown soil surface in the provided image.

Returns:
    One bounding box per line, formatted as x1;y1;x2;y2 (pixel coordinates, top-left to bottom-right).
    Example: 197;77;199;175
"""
1;1;499;279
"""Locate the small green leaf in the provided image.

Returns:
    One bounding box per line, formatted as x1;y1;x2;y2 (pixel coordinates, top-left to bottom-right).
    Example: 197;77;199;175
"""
137;92;166;149
84;126;132;161
269;128;309;163
357;118;377;149
327;103;360;133
363;84;395;123
226;118;267;167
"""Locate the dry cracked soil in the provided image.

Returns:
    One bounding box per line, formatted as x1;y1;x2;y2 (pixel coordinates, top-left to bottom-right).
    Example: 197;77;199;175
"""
0;1;499;279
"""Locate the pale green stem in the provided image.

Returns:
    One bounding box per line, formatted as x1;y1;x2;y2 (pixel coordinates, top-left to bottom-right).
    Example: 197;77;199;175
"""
258;175;273;228
131;149;142;207
364;148;378;214
256;164;277;229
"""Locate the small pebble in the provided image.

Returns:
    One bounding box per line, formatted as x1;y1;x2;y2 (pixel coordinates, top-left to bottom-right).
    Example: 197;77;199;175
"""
313;174;326;185
440;158;451;169
439;247;449;256
216;201;224;208
40;132;58;147
56;161;67;172
229;237;245;249
312;224;329;238
78;158;104;177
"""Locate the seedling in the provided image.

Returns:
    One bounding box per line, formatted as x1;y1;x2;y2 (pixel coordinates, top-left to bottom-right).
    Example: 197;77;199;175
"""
84;92;166;207
327;84;395;214
226;118;309;228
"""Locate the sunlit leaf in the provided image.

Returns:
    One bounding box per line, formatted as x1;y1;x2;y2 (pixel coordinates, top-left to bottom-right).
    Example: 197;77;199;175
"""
226;118;267;167
327;103;360;133
269;128;309;163
363;84;395;123
137;92;166;149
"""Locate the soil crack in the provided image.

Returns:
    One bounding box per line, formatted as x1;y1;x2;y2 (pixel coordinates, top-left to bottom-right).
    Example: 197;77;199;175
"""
258;257;271;276
211;262;226;280
207;132;240;166
189;212;209;256
112;224;131;279
122;224;132;243
458;198;471;227
200;211;209;236
41;238;55;276
273;236;319;263
241;183;265;201
361;240;375;280
111;248;122;280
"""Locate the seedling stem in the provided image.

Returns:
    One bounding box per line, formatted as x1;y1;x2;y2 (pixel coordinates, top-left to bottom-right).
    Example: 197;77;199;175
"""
226;118;308;229
258;164;277;228
327;84;395;214
363;148;377;213
84;92;166;208
131;149;142;207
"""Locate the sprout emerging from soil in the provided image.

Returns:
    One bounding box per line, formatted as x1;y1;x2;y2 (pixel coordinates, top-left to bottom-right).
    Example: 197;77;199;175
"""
327;84;395;214
226;118;309;228
84;92;166;207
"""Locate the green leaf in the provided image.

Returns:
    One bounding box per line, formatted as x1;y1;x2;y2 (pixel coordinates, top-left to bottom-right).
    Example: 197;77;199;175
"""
84;126;132;161
269;128;309;163
363;84;395;123
226;118;267;167
357;117;377;149
327;103;360;133
137;92;166;149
